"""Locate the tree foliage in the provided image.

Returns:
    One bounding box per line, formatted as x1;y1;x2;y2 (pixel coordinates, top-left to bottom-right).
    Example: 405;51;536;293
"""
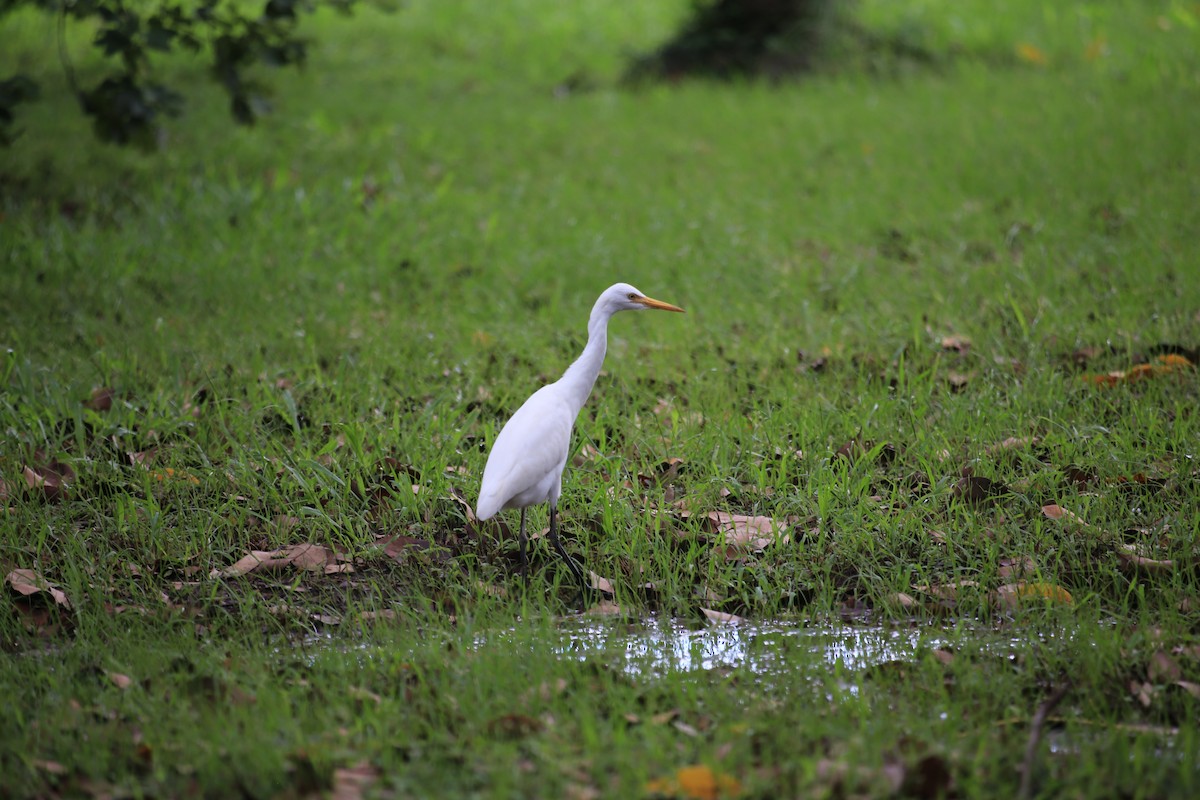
627;0;848;81
0;0;359;149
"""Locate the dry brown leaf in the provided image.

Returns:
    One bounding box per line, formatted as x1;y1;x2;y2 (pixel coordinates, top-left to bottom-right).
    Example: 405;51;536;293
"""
987;436;1038;455
487;713;543;739
85;386;115;411
947;371;972;391
1115;543;1173;574
931;649;955;666
108;672;133;690
1042;504;1089;527
650;709;681;726
332;761;380;800
707;511;788;550
1086;353;1194;386
214;543;336;578
941;335;972;353
1130;680;1154;708
701;608;744;624
998;555;1037;579
5;568;72;609
953;475;1005;505
915;580;980;602
589;571;614;595
1173;681;1200;699
888;592;917;610
1148;650;1183;683
23;461;74;503
585;599;622;616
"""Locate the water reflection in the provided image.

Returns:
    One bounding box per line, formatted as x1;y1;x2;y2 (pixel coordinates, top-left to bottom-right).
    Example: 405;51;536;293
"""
552;617;942;677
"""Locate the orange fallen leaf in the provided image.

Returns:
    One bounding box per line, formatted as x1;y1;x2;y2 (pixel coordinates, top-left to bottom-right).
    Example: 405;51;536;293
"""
1016;42;1048;66
646;764;742;800
993;581;1073;610
150;467;202;485
1085;353;1194;386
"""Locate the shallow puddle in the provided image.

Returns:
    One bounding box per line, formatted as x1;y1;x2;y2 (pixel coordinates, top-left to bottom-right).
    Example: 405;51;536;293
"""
548;617;946;678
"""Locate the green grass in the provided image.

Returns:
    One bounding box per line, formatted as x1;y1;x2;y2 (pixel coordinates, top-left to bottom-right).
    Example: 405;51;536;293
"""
2;0;1199;797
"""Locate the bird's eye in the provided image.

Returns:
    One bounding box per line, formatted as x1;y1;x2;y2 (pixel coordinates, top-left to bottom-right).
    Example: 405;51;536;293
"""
628;293;637;300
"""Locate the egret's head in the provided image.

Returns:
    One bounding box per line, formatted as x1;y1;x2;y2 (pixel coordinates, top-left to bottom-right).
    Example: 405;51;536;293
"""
603;282;685;314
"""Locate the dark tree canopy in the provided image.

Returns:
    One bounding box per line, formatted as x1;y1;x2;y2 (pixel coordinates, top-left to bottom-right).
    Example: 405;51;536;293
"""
627;0;847;81
0;0;362;149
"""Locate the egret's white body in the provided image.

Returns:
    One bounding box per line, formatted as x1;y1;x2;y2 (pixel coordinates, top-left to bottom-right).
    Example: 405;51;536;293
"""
476;282;684;588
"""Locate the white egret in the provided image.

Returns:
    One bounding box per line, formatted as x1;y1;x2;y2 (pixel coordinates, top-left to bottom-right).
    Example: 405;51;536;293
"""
476;283;685;592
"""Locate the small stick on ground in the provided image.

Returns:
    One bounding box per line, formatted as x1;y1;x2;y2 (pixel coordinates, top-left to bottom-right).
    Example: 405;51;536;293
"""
1017;680;1073;800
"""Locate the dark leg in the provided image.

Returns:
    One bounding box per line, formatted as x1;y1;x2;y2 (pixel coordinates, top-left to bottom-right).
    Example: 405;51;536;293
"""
518;507;529;585
548;504;589;596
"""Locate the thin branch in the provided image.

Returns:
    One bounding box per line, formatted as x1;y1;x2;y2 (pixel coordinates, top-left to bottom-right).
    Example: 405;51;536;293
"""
1017;680;1073;800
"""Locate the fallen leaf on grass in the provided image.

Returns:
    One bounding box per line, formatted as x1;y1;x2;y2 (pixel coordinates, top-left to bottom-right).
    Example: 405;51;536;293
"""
487;713;543;739
33;759;68;775
992;581;1073;610
998;555;1037;579
149;467;202;485
914;580;980;603
701;608;745;624
85;386;115;411
947;371;972;391
986;436;1038;455
213;543;339;578
1016;42;1048;65
940;335;971;353
646;765;742;800
953;476;1006;505
107;672;133;689
23;461;75;503
1115;543;1173;574
380;533;427;560
6;568;72;609
585;599;623;616
1173;681;1200;699
589;571;614;595
332;761;380;800
1148;650;1183;683
700;511;788;552
1042;504;1089;527
1086;353;1194;386
1130;680;1155;708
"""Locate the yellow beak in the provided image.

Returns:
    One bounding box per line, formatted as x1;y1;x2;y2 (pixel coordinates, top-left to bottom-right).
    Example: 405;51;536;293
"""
635;295;685;313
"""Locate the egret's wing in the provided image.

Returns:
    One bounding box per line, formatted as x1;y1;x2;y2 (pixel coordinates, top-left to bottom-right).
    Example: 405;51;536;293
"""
477;386;575;519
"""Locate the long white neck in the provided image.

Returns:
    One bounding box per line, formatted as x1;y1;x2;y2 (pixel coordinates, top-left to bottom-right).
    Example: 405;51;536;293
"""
556;299;612;416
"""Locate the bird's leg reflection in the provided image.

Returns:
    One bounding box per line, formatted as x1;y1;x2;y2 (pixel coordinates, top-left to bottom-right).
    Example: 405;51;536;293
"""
548;504;589;600
517;507;529;586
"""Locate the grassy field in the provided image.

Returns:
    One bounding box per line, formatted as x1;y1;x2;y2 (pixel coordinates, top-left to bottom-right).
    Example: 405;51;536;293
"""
2;0;1199;797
